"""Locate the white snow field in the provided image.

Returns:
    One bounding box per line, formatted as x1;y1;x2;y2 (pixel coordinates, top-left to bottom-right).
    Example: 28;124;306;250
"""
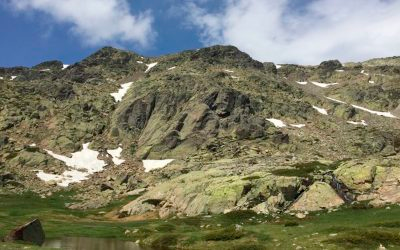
296;81;308;85
107;147;125;165
311;81;339;88
347;120;368;126
142;159;174;172
312;106;328;115
290;124;306;128
145;62;158;73
266;118;286;128
325;96;347;104
62;64;69;70
110;82;133;102
351;105;397;118
37;143;106;186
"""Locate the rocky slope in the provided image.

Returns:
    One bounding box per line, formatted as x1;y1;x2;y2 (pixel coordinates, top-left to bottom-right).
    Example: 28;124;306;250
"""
1;45;400;217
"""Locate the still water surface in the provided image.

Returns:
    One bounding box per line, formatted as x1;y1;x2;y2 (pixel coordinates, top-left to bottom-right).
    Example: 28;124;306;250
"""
42;237;144;250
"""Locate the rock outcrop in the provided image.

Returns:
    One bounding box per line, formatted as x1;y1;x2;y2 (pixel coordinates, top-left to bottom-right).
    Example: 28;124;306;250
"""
289;182;344;211
4;219;45;246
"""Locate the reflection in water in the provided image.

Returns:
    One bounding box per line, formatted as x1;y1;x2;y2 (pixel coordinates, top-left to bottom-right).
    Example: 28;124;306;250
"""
42;237;143;250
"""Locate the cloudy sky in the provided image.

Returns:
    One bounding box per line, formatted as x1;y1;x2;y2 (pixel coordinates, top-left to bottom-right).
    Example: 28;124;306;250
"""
1;0;400;66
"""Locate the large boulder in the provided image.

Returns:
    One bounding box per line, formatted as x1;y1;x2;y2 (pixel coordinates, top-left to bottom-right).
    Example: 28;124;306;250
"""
334;161;376;192
289;182;344;211
4;219;45;246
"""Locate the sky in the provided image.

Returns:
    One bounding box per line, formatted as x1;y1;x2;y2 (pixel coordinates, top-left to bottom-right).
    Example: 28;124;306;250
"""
1;0;400;67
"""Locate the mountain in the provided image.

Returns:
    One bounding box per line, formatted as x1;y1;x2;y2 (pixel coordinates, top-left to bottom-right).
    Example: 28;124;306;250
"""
1;45;400;218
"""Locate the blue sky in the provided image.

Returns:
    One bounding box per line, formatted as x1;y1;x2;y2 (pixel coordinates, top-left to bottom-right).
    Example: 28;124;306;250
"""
1;0;400;67
0;0;208;67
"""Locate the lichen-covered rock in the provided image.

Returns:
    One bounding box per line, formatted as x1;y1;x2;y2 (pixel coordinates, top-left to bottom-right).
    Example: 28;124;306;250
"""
120;169;304;218
289;182;344;211
334;161;376;192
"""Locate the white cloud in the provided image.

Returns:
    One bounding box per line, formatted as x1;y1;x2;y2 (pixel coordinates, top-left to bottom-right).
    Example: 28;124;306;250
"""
184;0;400;64
8;0;155;47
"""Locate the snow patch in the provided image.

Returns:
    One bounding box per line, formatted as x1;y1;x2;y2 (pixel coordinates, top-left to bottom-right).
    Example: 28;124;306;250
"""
325;96;347;104
39;69;51;72
266;118;286;128
361;70;369;76
107;147;125;165
0;77;3;80
30;143;37;147
38;143;106;187
311;81;339;88
11;76;17;80
335;69;344;72
137;61;144;64
296;81;308;85
231;76;239;79
168;66;176;70
62;64;69;70
45;143;106;173
290;124;306;128
313;106;328;115
36;169;89;187
143;159;174;172
369;80;375;84
224;69;234;73
351;105;397;118
145;62;158;73
347;120;367;126
110;82;133;102
276;65;282;69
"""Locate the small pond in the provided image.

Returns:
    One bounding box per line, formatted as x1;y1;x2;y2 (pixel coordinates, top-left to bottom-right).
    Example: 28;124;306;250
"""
42;237;143;250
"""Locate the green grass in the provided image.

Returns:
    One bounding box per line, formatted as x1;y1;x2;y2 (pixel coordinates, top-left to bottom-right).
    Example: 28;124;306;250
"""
2;192;400;249
272;161;339;177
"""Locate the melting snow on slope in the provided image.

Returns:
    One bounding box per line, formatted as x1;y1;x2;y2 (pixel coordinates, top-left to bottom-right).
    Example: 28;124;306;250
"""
351;105;397;118
110;82;133;102
325;96;347;104
62;64;69;70
107;147;125;165
266;118;286;128
168;66;176;70
36;170;89;187
296;81;308;85
45;143;106;173
142;159;174;172
224;69;234;73
369;80;375;84
37;143;106;186
231;76;239;79
11;76;17;80
313;106;328;115
311;81;339;88
137;61;144;64
276;65;282;69
290;124;306;128
347;120;367;126
145;62;158;73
